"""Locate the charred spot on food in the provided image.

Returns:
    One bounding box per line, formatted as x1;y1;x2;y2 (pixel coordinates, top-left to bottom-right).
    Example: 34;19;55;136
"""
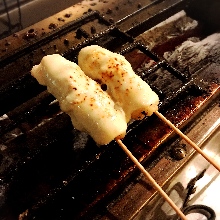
108;71;115;78
141;111;147;116
90;3;96;6
170;144;187;160
23;29;37;40
48;23;57;30
101;84;107;91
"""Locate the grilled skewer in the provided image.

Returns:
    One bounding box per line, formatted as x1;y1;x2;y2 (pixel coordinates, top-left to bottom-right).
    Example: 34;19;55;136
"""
78;45;220;171
31;47;220;220
31;52;187;219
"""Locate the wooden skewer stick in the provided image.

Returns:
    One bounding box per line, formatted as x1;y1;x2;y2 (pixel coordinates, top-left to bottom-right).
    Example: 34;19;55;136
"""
115;138;187;220
155;110;220;172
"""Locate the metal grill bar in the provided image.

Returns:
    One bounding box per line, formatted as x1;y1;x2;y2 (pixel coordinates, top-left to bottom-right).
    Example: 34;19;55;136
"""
0;11;111;69
0;2;219;219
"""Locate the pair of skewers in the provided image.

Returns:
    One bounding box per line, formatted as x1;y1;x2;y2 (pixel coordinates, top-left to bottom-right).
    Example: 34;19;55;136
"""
116;110;220;220
31;45;219;220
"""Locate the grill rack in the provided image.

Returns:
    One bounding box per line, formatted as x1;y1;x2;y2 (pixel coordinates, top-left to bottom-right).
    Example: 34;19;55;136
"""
0;30;208;144
0;8;218;220
0;11;112;69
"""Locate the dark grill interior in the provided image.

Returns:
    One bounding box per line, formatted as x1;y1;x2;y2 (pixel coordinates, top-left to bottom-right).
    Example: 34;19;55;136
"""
0;1;220;219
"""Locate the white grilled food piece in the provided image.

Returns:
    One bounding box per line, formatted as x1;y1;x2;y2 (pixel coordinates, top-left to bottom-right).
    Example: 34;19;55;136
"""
78;45;159;122
31;54;127;145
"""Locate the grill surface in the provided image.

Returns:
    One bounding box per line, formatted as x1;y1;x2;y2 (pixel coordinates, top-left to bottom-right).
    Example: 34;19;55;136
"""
0;0;220;219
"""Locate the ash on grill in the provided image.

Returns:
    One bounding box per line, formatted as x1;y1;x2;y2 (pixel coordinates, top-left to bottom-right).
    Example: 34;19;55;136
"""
0;0;220;219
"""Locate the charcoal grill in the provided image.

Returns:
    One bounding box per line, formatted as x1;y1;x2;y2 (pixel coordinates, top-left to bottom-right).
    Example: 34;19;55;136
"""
0;0;220;219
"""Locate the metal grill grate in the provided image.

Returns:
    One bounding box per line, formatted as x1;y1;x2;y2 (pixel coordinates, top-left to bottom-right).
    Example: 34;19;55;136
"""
0;5;219;220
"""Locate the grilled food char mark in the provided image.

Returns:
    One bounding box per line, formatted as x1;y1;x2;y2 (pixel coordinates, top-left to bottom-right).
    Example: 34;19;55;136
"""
31;53;127;145
31;45;159;145
78;45;159;121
